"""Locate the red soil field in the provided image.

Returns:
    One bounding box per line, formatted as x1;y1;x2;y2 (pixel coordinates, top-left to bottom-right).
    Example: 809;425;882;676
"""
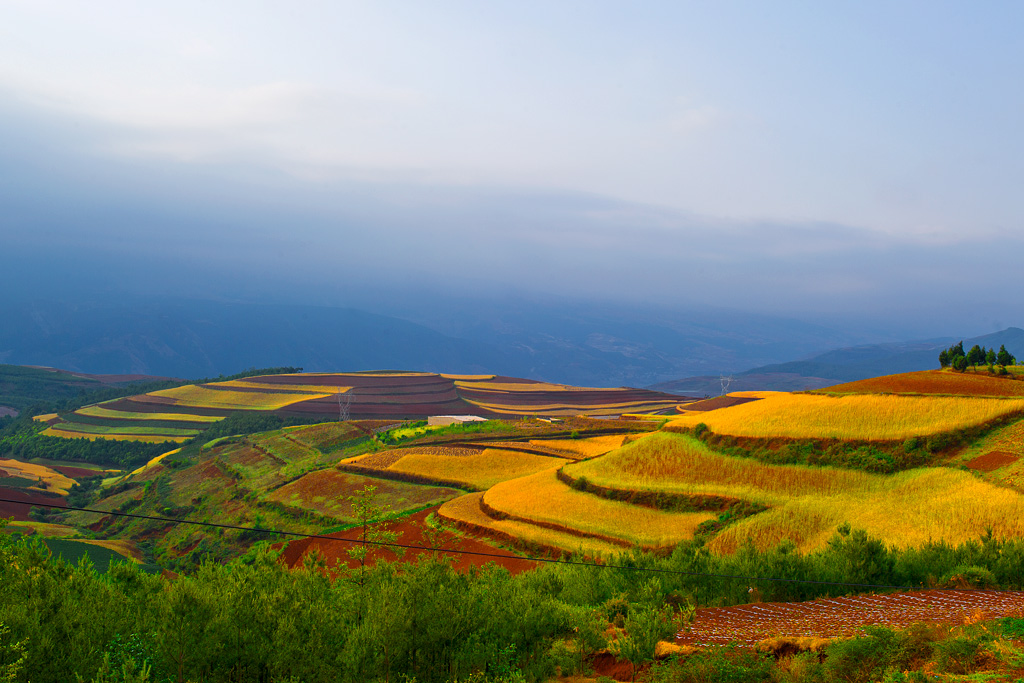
0;487;65;522
278;507;538;575
677;590;1024;646
678;396;761;412
966;450;1020;472
51;465;105;479
824;370;1024;397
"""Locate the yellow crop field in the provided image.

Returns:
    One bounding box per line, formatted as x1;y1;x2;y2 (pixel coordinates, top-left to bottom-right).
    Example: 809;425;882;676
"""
0;458;76;495
482;468;715;548
129;449;180;477
532;434;631;458
666;393;1024;440
566;432;1024;553
438;492;628;556
32;413;59;422
76;406;224;423
42;427;189;443
370;448;566;489
147;385;332;410
215;380;352;394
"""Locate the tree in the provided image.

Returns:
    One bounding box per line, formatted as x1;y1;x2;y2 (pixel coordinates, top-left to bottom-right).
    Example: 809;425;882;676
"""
938;349;950;368
998;345;1016;367
986;349;997;366
967;345;986;368
953;355;969;372
345;484;402;611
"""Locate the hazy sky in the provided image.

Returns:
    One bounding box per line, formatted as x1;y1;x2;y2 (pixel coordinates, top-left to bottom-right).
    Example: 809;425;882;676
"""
1;1;1022;337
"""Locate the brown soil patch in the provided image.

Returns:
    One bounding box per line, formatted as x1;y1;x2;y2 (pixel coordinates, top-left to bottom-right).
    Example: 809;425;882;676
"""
0;486;65;521
591;651;643;681
51;465;105;479
966;450;1020;472
824;370;1024;397
278;507;538;575
677;590;1024;646
0;406;18;418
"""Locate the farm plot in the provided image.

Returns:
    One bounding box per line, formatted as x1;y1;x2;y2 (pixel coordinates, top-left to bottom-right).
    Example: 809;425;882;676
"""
822;369;1024;397
147;384;332;410
955;419;1024;490
482;468;716;548
531;434;631;458
677;590;1024;646
347;447;566;489
437;492;628;556
266;469;461;522
76;405;225;423
0;458;77;495
566;432;1024;553
278;507;537;575
41;426;188;443
454;377;683;417
666;393;1024;440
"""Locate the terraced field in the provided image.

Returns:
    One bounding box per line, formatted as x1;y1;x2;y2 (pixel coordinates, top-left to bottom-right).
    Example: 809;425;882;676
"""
822;369;1024;397
666;392;1024;440
344;446;566;489
564;432;1024;553
45;372;683;442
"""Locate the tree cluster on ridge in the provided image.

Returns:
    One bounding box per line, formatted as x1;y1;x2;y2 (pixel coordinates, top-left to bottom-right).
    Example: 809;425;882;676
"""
939;341;1016;372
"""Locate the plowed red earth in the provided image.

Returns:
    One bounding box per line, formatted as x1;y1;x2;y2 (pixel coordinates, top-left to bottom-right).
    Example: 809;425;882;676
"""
824;370;1024;397
966;450;1019;472
0;487;65;521
677;590;1024;646
278;507;537;575
51;465;105;479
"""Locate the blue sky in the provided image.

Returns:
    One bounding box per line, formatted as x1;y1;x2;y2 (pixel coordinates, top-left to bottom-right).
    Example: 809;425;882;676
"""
1;1;1022;336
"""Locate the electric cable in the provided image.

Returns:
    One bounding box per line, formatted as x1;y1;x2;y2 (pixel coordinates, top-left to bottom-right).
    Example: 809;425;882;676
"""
0;496;927;590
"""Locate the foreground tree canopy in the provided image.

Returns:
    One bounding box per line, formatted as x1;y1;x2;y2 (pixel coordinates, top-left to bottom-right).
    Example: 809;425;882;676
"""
3;521;1024;683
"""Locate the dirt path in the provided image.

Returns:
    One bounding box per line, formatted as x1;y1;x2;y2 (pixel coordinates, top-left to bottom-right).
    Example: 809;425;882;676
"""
677;590;1024;646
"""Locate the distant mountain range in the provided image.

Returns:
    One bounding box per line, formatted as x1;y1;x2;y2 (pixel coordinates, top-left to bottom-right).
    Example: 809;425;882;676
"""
0;298;876;388
651;327;1024;395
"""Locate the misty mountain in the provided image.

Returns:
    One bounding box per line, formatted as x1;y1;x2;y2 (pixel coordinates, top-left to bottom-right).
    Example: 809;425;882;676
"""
0;297;877;388
652;327;1024;394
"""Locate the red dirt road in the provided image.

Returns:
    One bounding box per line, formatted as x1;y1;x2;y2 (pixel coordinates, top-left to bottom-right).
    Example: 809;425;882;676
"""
279;507;538;575
677;590;1024;646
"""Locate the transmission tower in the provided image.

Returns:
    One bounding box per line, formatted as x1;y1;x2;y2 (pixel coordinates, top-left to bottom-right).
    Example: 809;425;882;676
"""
719;375;733;396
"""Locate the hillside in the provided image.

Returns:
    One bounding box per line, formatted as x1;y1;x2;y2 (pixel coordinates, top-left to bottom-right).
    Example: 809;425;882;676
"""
42;371;685;443
652;327;1024;393
0;364;176;417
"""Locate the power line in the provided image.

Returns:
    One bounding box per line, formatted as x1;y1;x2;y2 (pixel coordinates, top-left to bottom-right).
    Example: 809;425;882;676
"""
0;496;919;590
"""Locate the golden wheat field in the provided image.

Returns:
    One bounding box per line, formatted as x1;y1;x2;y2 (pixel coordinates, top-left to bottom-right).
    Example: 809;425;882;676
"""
147;384;332;410
437;492;628;556
366;448;567;489
666;393;1024;439
76;406;225;422
41;426;191;443
533;434;631;458
482;468;716;548
0;458;76;495
566;432;1024;553
215;380;353;394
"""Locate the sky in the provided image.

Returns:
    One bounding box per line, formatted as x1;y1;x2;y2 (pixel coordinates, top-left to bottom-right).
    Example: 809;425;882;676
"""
1;1;1022;338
